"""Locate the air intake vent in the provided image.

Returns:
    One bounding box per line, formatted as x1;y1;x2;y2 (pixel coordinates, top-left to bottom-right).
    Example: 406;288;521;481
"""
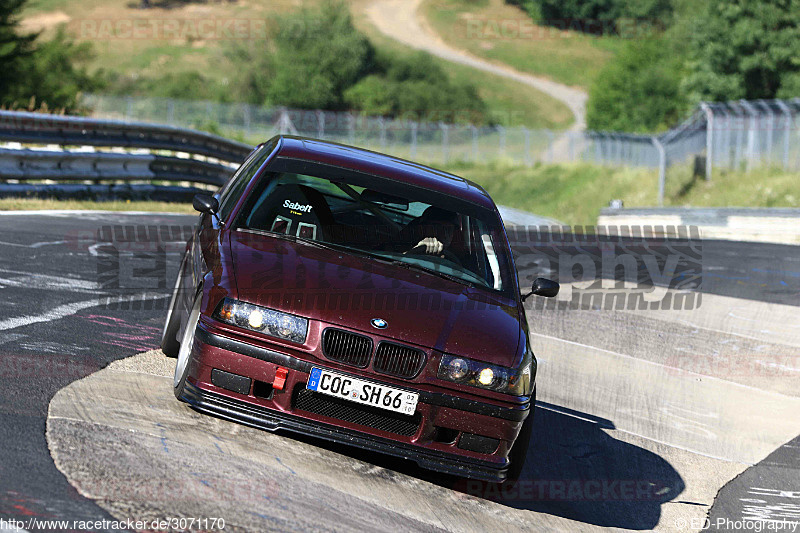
321;328;373;368
373;342;426;379
293;387;421;436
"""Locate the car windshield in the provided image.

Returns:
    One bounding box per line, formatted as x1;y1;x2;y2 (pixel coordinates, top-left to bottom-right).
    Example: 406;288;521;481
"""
234;157;514;295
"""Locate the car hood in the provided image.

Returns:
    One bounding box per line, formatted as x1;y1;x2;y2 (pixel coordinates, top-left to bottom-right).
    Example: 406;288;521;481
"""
229;231;522;367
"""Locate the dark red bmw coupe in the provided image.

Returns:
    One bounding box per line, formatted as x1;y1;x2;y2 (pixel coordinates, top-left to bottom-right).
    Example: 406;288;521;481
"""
161;136;558;482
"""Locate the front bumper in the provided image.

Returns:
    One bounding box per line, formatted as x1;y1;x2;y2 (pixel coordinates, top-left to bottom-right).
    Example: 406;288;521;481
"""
181;323;531;482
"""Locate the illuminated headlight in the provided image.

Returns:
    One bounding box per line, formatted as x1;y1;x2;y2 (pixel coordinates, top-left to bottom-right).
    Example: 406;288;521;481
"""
437;350;535;396
214;298;307;343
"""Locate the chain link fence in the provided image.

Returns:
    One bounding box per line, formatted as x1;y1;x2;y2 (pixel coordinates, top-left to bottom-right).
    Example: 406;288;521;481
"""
82;95;800;205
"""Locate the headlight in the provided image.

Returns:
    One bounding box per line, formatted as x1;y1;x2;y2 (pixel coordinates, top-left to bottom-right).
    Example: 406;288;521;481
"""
438;350;535;396
214;297;308;343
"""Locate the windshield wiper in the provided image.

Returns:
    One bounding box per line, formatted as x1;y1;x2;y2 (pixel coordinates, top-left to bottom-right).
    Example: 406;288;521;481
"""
239;227;398;263
383;259;480;288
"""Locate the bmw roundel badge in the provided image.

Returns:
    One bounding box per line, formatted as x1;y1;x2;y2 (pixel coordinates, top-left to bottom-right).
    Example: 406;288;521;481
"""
371;318;388;329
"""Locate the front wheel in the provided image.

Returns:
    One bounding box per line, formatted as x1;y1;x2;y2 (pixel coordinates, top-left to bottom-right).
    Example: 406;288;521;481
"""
161;254;187;358
174;292;202;401
505;389;535;483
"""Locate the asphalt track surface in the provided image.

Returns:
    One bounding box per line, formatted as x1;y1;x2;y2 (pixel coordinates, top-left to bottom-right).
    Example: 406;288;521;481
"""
0;212;798;531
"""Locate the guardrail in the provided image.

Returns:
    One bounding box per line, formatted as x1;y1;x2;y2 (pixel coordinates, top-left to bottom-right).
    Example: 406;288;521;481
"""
0;110;253;162
0;110;254;199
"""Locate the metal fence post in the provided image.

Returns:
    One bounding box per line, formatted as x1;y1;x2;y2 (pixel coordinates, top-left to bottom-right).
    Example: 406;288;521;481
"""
757;100;775;165
348;113;356;145
243;103;251;135
379;117;387;150
471;125;478;162
740;100;758;170
652;136;666;207
722;106;733;170
316;110;325;139
166;99;175;125
410;121;418;159
497;126;506;157
776;100;792;170
441;123;449;164
700;102;713;181
522;127;532;166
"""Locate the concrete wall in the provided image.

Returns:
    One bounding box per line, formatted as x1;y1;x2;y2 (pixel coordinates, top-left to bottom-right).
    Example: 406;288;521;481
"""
597;208;800;245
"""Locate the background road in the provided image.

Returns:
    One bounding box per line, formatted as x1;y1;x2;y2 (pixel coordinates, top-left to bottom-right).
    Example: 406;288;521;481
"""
365;0;588;130
0;212;798;531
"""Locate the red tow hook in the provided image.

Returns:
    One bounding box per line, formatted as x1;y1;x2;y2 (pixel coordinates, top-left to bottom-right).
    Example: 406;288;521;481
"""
273;367;289;391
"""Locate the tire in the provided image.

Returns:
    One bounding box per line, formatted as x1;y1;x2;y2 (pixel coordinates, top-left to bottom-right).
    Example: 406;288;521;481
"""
160;255;187;358
174;292;203;401
504;388;535;483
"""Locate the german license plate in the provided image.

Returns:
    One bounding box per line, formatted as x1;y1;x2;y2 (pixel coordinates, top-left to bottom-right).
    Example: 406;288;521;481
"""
306;367;419;416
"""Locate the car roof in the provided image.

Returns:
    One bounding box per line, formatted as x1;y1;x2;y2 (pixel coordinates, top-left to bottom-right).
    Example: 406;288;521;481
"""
270;136;497;211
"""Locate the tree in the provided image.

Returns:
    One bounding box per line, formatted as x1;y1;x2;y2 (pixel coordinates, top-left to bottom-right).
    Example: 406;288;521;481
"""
266;1;373;109
0;0;98;111
586;37;687;132
0;0;36;105
506;0;672;35
683;0;800;102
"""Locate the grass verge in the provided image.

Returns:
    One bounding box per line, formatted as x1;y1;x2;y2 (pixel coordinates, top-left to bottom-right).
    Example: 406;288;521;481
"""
420;0;620;89
22;0;572;129
3;165;796;226
444;161;800;226
0;198;196;213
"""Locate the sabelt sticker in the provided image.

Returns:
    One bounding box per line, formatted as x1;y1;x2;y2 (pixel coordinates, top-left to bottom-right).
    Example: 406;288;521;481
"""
283;200;313;213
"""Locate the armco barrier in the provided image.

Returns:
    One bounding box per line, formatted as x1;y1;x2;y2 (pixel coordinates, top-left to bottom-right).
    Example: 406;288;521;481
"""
0;110;255;196
0;110;253;162
597;207;800;245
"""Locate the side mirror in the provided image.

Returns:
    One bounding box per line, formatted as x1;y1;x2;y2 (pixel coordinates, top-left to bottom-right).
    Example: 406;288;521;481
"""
522;278;559;301
193;193;224;227
193;193;219;215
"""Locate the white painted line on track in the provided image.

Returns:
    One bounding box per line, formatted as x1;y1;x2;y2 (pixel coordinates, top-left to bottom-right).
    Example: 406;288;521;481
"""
0;270;101;292
0;292;168;331
530;331;800;400
0;210;192;216
0;526;29;533
0;240;67;248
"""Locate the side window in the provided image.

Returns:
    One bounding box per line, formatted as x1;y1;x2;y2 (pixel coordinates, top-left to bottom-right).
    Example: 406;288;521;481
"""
218;141;276;221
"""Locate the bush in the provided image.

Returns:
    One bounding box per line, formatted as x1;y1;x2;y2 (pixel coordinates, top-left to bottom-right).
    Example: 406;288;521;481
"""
265;1;372;109
682;0;800;102
586;37;688;132
104;70;222;101
344;52;487;122
262;2;486;121
507;0;672;35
